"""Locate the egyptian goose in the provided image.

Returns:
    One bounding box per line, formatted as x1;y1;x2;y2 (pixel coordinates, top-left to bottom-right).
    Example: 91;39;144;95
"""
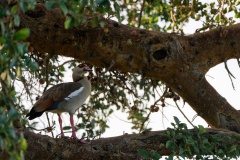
26;64;92;142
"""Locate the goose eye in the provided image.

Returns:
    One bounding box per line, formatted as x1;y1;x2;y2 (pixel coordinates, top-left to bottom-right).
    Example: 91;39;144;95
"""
78;64;85;68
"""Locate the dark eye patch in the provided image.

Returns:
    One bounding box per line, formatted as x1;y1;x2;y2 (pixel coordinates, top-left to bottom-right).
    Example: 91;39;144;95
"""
78;64;85;68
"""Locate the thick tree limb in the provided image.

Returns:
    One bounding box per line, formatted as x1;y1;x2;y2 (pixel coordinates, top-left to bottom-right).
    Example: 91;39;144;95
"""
1;128;240;160
19;4;240;132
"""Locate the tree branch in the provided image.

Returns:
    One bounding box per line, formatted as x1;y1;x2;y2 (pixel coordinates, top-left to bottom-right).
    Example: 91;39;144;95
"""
1;128;239;160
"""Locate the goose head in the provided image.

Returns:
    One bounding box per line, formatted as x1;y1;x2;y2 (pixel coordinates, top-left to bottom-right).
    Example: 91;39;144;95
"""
72;64;92;82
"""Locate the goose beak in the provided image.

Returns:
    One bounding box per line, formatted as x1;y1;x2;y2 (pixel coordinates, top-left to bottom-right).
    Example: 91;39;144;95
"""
83;66;92;72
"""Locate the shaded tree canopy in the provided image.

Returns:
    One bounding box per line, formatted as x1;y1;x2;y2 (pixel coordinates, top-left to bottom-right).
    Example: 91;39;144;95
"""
1;0;240;159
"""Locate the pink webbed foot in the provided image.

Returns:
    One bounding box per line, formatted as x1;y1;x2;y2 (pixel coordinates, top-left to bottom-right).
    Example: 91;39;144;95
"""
71;135;88;143
79;139;88;144
69;115;89;143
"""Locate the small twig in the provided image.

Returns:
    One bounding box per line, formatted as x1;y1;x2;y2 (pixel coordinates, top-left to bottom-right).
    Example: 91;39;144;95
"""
106;60;115;71
123;81;139;98
170;0;176;32
224;60;235;90
205;74;214;79
176;0;194;33
45;113;54;137
139;110;151;133
192;114;198;122
20;76;34;105
27;127;46;131
174;101;194;128
43;55;51;92
224;60;235;78
218;0;224;25
235;0;240;6
227;73;235;90
138;0;145;28
114;115;133;124
195;24;216;33
100;60;115;75
237;58;240;68
154;88;168;106
139;88;168;133
155;86;169;124
42;55;55;137
52;59;77;69
27;125;55;132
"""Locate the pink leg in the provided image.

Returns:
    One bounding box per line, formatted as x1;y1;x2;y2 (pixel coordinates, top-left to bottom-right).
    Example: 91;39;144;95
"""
70;115;87;143
58;114;64;137
70;115;77;138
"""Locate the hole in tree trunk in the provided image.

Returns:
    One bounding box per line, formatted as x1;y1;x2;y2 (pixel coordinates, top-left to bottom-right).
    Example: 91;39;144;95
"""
153;49;167;60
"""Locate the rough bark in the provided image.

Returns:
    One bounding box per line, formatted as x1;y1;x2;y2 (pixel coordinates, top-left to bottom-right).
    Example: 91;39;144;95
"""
1;128;240;160
19;4;240;133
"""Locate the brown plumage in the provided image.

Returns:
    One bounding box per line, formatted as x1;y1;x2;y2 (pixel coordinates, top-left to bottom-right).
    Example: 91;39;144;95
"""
27;83;83;116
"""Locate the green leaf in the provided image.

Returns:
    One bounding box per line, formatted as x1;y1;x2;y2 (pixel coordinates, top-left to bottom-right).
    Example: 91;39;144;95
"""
77;123;85;129
99;21;105;28
215;14;220;22
16;66;21;78
0;36;6;43
168;154;174;160
60;66;65;71
29;62;39;70
64;18;72;29
10;58;17;68
19;0;36;12
8;107;19;118
8;128;17;139
63;126;71;130
235;12;240;18
229;145;237;153
13;28;30;41
152;151;161;160
1;21;5;35
11;5;18;15
14;15;20;27
45;1;55;9
1;70;8;80
217;149;224;157
137;149;149;158
198;125;206;134
113;1;121;22
60;4;68;15
192;143;200;154
173;116;180;125
96;0;108;5
179;146;185;155
19;137;28;151
166;140;176;149
91;18;99;28
85;123;91;128
210;2;215;7
108;109;113;116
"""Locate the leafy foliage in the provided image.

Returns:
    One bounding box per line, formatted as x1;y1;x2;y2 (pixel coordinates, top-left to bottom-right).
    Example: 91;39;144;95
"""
45;0;121;29
0;1;36;159
138;149;162;160
138;117;240;159
165;117;240;159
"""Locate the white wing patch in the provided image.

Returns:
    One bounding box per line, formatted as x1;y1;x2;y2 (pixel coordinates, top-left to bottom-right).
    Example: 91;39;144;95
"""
65;87;84;100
